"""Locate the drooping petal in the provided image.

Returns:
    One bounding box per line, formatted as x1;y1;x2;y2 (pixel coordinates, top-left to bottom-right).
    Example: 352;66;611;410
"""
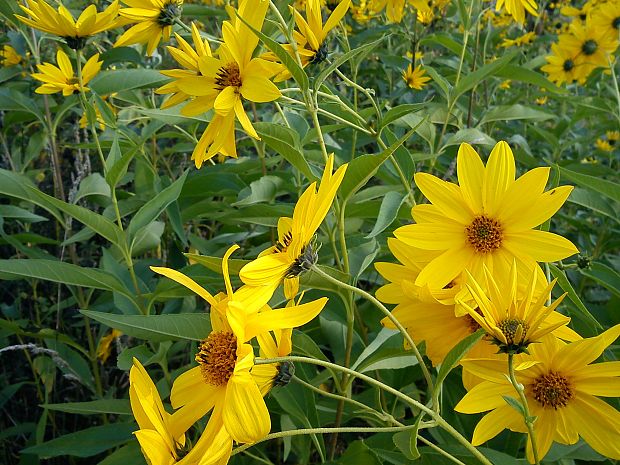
413;246;474;288
239;253;291;287
150;266;218;307
223;372;271;443
470;404;518;445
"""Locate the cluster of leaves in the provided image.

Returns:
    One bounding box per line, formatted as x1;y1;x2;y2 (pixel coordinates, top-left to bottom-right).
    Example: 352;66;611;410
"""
0;0;618;464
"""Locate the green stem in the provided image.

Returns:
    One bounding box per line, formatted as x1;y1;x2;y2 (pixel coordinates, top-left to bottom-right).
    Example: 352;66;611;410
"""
310;265;434;395
256;356;492;465
508;353;540;465
375;137;416;206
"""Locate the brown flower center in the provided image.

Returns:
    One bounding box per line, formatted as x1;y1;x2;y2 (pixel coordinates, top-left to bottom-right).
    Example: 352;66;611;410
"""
195;331;237;386
497;318;528;345
532;371;573;409
582;39;598;55
465;215;503;253
274;231;293;253
215;63;242;90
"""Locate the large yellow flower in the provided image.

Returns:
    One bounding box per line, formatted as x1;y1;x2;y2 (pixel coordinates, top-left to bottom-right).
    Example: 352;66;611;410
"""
158;0;281;167
495;0;538;25
16;0;121;49
239;154;348;299
459;261;569;353
151;245;327;444
115;0;183;56
394;141;578;289
541;41;586;86
560;22;619;76
456;325;620;463
589;2;620;39
31;49;102;96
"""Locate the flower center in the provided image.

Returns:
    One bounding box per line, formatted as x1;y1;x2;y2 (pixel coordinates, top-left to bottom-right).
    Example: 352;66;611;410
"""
287;242;318;278
465;215;503;253
497;318;529;345
195;331;237;386
613;17;620;30
64;36;88;50
532;371;573;409
310;43;329;64
274;231;293;253
582;39;598;55
563;59;574;71
158;1;182;26
215;62;242;90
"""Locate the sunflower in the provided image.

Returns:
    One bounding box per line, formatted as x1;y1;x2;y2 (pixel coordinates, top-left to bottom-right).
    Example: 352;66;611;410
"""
0;45;24;67
287;0;351;68
375;238;580;366
151;245;327;442
370;0;430;23
495;0;538;24
402;64;431;90
394;141;578;289
31;49;102;96
561;23;619;76
596;139;613;152
158;0;281;167
456;325;620;463
589;2;620;39
541;41;585;86
16;0;121;49
115;0;183;56
458;261;569;354
239;154;348;299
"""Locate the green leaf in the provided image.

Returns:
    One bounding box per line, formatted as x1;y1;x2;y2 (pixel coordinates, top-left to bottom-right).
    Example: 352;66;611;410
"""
233;176;282;206
495;65;565;94
0;259;131;296
443;128;496;149
579;262;620;298
567;187;619;223
42;400;131;416
74;173;111;202
22;423;135;458
478;104;556;125
236;13;309;91
339;126;419;201
0;169;63;223
80;310;212;341
0;88;44;124
560;168;620;204
90;69;169;95
393;420;421;460
380;103;426;129
106;139;138;189
0;205;47;223
184;254;249;275
255;122;316;181
502;395;526;416
127;172;188;240
434;330;484;396
549;264;602;329
452;52;516;102
131;221;165;256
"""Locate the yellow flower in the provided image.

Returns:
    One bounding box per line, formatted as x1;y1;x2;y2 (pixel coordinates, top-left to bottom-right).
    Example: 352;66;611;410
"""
589;2;620;39
0;45;24;66
16;0;121;49
115;0;183;56
458;262;569;353
608;130;620;142
596;138;613;152
371;0;430;23
239;154;347;299
160;0;281;167
79;97;117;131
535;95;547;105
129;358;188;465
561;23;619;76
375;239;579;366
31;49;102;96
456;325;620;463
96;329;122;363
496;0;538;24
501;31;536;48
499;79;511;89
289;0;352;67
402;64;431;90
541;41;585;86
151;245;327;444
394;141;578;289
417;8;434;24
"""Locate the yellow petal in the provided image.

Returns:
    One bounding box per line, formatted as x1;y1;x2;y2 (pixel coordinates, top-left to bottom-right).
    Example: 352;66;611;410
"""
240;71;281;103
414;246;474;288
414;172;473;224
239;253;291;287
483;141;515;216
454;381;514;414
470;404;519;445
223;372;271;443
457;143;485;212
150;266;218;307
503;230;579;262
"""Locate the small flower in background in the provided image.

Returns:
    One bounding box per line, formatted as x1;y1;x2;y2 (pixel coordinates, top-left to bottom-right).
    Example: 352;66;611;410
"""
402;64;431;90
595;130;618;152
541;42;584;86
501;31;536;48
115;0;184;56
394;141;578;289
535;95;548;105
458;262;569;354
456;325;620;463
417;8;434;24
31;49;102;96
96;329;122;363
496;0;538;24
596;138;613;152
0;45;24;67
371;0;431;23
499;79;511;89
79;96;117;131
15;0;121;49
606;130;619;146
240;154;348;299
